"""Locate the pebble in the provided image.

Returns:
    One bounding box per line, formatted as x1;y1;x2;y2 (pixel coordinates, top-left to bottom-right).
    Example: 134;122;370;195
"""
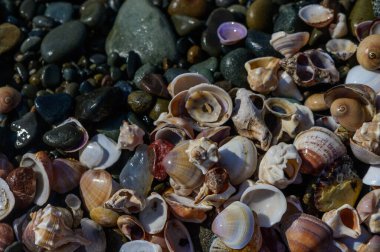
0;23;21;55
80;0;106;27
216;0;237;7
106;0;177;65
139;74;170;98
43;122;84;150
168;0;207;19
149;98;170;121
20;36;41;53
187;45;204;64
164;68;189;83
32;16;55;29
349;0;375;35
133;63;157;86
128;90;154;114
41;21;87;63
125;51;141;80
19;0;37;20
245;29;281;57
220;48;253;88
35;93;74;124
10;112;39;149
189;57;218;73
273;1;310;33
246;0;273;31
40;64;61;88
171;15;203;36
45;2;74;23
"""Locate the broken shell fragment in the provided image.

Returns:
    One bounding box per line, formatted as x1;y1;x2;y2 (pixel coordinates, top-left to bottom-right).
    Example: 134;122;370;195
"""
164;219;194;252
104;189;146;214
351;121;380;164
329;13;348;38
270;31;309;58
138;193;168;235
117;121;145;151
326;39;357;61
185;137;219;174
117;215;146;240
322;204;361;238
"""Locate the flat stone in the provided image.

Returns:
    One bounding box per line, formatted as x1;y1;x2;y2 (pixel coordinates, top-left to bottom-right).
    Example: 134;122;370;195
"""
20;36;41;53
171;15;203;36
106;0;177;65
45;2;74;23
35;93;74;124
43;123;84;150
0;23;21;55
10;112;39;149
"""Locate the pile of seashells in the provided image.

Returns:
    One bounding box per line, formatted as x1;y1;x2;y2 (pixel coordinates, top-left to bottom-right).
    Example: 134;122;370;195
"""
2;1;380;252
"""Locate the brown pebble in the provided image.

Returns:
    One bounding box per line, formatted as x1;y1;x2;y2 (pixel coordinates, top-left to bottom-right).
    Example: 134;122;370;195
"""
187;45;204;64
304;93;329;112
0;23;21;55
168;0;207;19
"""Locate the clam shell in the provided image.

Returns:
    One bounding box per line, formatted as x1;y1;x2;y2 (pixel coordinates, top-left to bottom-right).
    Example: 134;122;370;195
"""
322;204;361;238
0;177;15;221
293;126;346;175
168;73;210;97
117;215;145;240
217;21;247;45
298;4;334;28
79;134;121;170
218;136;257;186
80;218;106;252
326;39;357;61
240;184;287;227
272;71;303;101
363;165;380;186
270;31;309;58
51;158;86;194
164;219;194;252
211;201;254;250
346;65;380;93
120;240;162;252
139;193;168;234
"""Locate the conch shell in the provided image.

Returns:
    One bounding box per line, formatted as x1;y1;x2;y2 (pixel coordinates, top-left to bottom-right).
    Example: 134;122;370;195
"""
185;137;219;174
117;121;145;151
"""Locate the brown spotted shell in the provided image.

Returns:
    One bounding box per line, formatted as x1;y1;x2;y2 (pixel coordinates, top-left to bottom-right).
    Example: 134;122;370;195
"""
6;167;36;209
0;223;14;252
357;34;380;70
0;86;21;114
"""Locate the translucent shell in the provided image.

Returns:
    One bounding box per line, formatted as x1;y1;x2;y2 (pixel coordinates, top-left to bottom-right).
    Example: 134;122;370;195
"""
120;240;162;252
357;34;380;70
80;218;106;252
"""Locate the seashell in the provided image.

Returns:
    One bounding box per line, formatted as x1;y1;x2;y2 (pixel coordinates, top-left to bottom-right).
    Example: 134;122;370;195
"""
337;225;372;251
20;151;53;206
150;139;174;181
0;153;13;180
89;206;119;228
272;71;303;101
151;115;195;144
315;116;340;131
270;31;309;58
5;167;36;209
282;195;304;222
211;201;254;250
356;189;380;234
346;65;380;93
0;223;14;251
117;121;145;151
185;137;219;174
151;126;187;145
147;232;168;251
280;49;339;87
167;73;210;97
217;21;247;45
80;169;118;212
240;184;287;227
293;126;346;175
138;193;168;235
351;121;380;164
231;88;272;151
0;178;15;221
310;155;363;213
281;213;335;252
363;165;380;187
322;204;361;238
163;141;204;192
22;204;89;251
0;86;21;114
51;158;86;194
165;219;194;252
244;57;280;94
223;179;255;208
218;136;257;185
196;126;231;144
117;215;146;240
298;4;334;28
80;218;106;252
326;39;357;61
104;189;146;214
169;83;233;131
329;13;348;38
119;144;154;197
79;134;121;170
305;93;329;112
169;178;193;196
357;34;380;70
163;189;212;223
258;143;302;189
65;194;83;228
120;240;162;252
356;20;375;41
52;117;89;152
358;235;380;252
196;182;236;208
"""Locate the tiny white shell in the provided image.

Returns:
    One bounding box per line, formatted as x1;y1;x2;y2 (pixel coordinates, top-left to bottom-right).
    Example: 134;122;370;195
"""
326;39;357;61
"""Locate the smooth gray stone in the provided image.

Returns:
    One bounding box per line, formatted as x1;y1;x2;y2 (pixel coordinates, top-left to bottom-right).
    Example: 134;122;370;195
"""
45;2;74;23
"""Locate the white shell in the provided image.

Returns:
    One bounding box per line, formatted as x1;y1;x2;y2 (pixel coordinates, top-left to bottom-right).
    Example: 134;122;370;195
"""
258;143;302;189
363;165;380;186
0;178;15;221
211;201;254;250
81;218;106;252
117;121;145;151
298;4;334;28
197;183;236;208
218;136;258;185
120;240;162;252
240;184;287;227
223;179;255;208
329;13;348;39
337;225;372;252
345;65;380;93
167;73;210;97
164;219;194;252
138;193;168;234
272;71;303;101
270;31;309;58
322;204;362;238
79;134;121;170
185;137;219;174
326;39;357;61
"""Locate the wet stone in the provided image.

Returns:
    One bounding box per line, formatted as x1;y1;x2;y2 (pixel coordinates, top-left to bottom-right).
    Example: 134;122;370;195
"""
35;93;73;124
171;15;203;36
20;36;41;53
220;48;253;88
32;16;55;29
245;29;282;57
40;64;61;88
45;2;74;23
164;68;189;83
43;123;83;150
19;0;36;20
80;0;107;27
128;90;154;114
133;63;157;87
0;23;21;55
10;112;39;149
125;51;141;80
168;0;208;19
139;74;170;98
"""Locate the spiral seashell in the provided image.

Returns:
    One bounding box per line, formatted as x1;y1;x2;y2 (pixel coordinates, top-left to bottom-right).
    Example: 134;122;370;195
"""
0;178;15;221
357;34;380;70
51;158;86;194
322;204;361;238
281;213;335;252
167;73;210;97
0;223;14;251
185;137;219;174
164;219;194;252
298;4;334;28
80;218;106;252
80;169;118;212
104;189;146;214
117;121;145;151
211;201;254;250
196;126;231;144
138;193;168;235
270;31;309;58
5;167;36;209
90;206;119;228
0;86;21;114
331;98;367;132
117;215;146;240
0;153;13;180
120;240;162;252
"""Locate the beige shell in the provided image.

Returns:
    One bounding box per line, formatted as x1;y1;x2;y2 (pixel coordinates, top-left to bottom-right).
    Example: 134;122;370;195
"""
51;158;86;194
117;215;146;240
322;204;361;238
232;88;272;151
270;31;309;58
117;121;145;151
258;143;302;189
329;13;348;39
185;137;219;174
326;39;357;61
351;121;380;164
272;71;303;101
167;73;210;97
104;189;146;214
0;177;15;221
337;225;372;251
0;86;21;114
298;4;334;28
244;57;280;94
151;115;195;145
89;206;119;228
356;189;380;234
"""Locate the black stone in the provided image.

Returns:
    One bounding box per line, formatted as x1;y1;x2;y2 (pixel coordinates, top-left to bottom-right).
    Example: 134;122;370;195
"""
40;64;61;88
220;48;253;88
35;93;73;124
10;112;39;149
125;51;141;80
43;122;83;150
245;29;282;58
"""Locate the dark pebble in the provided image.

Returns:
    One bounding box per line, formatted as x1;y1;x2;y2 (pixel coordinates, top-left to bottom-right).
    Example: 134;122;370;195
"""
164;68;189;83
80;0;106;27
10;111;39;148
89;53;107;65
40;64;61;88
35;93;73;124
62;67;78;82
128;90;154;114
176;37;194;55
245;29;282;57
21;84;38;99
19;0;37;20
125;51;141;80
139;74;170;98
20;36;41;53
32;16;55;29
220;48;253;88
45;2;74;23
43;122;83;150
79;80;95;94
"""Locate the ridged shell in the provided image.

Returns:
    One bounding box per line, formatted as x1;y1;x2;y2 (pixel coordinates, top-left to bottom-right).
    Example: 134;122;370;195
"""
167;73;210;97
240;184;287;227
51;158;86;194
89;206;119;228
138;193;168;234
322;204;361;238
117;121;145;151
356;189;380;233
80;218;106;252
270;31;309;58
351;121;380;164
117;215;145;240
120;240;162;252
0;86;21;114
211;201;254;250
0;178;15;221
165;219;194;252
298;4;334;28
104;189;146;214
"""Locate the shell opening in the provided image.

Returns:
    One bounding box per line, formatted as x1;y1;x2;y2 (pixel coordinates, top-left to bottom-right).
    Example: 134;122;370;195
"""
340;208;357;230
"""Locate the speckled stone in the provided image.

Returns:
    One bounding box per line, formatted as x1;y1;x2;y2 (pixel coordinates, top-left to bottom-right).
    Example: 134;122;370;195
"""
128;90;154;114
220;48;253;88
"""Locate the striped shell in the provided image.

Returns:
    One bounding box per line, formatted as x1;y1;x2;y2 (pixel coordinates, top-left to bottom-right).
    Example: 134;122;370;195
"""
0;86;21;114
51;158;86;194
270;31;309;58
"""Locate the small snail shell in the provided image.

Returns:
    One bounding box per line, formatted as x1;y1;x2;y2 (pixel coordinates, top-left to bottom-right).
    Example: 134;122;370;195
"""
330;98;366;132
0;86;21;114
357;34;380;71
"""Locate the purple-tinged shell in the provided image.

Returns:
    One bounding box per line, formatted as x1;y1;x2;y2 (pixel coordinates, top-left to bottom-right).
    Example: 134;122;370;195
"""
356;19;380;41
217;22;247;46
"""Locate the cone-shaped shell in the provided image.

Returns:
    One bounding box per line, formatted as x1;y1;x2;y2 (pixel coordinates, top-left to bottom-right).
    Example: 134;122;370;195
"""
164;219;194;252
211;201;254;250
0;86;21;114
322;204;361;238
270;31;309;58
